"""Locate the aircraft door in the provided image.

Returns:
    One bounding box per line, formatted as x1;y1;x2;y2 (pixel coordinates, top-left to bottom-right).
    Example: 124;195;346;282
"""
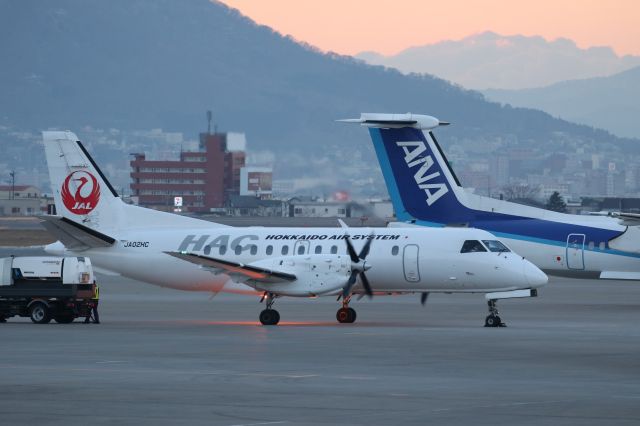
403;244;421;282
566;233;586;270
294;240;310;256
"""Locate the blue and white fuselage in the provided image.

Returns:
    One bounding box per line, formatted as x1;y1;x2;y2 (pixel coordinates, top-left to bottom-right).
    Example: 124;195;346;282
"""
344;113;640;279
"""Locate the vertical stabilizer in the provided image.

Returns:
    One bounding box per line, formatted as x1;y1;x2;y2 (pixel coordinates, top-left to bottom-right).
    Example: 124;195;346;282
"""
340;114;470;225
44;131;126;232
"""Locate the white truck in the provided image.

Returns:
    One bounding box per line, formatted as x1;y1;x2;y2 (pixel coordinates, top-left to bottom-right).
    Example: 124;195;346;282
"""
0;256;97;324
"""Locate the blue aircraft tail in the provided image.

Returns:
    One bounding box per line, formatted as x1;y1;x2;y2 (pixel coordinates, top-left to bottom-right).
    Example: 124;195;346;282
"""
371;125;474;225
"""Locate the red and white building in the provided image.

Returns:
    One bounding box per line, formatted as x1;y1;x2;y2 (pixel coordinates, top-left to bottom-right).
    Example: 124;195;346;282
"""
130;132;247;213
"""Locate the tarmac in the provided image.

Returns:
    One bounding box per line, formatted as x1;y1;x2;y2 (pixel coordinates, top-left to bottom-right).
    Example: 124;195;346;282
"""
1;247;640;425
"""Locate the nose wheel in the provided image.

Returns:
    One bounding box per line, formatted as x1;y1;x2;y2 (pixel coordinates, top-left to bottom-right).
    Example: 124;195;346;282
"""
336;298;357;324
485;299;506;327
259;292;280;326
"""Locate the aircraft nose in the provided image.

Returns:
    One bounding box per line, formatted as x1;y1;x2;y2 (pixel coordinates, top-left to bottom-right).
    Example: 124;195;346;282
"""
523;260;548;288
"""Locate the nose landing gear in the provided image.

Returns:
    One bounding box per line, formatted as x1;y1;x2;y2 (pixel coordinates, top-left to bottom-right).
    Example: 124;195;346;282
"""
484;299;506;327
259;292;280;325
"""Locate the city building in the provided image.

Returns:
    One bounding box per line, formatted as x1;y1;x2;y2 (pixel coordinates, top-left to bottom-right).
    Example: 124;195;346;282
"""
226;195;285;217
288;199;352;218
130;132;247;213
0;185;44;216
240;166;273;199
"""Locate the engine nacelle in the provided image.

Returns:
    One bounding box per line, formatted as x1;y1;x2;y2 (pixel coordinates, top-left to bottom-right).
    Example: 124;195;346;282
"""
247;255;351;297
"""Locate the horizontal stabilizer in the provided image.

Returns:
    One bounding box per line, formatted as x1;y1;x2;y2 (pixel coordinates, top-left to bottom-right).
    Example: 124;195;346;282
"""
338;113;449;130
40;216;115;250
165;252;297;284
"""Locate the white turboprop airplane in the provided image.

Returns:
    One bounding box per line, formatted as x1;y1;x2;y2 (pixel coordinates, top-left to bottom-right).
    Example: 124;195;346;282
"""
343;112;640;280
41;131;547;326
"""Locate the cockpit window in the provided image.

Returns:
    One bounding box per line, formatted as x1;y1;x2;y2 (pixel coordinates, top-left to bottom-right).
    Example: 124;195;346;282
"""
482;240;511;253
460;240;487;253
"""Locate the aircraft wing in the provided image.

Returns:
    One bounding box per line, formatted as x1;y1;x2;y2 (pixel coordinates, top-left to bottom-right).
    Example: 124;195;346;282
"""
611;212;640;226
165;252;297;284
40;216;116;250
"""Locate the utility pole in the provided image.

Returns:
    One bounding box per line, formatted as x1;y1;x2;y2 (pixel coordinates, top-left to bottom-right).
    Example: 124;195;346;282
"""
9;170;15;200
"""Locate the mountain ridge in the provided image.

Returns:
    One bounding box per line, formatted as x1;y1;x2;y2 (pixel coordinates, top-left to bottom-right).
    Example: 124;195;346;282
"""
356;31;640;90
484;66;640;139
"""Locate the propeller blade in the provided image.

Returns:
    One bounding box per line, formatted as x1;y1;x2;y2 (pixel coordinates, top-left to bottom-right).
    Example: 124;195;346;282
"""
360;271;373;298
342;270;358;298
358;233;374;259
421;292;429;306
344;235;360;263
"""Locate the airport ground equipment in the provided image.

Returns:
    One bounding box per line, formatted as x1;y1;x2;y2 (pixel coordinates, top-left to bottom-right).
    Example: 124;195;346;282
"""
0;256;96;324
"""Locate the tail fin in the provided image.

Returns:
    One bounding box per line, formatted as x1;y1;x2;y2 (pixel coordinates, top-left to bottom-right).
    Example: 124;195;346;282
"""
43;131;224;233
340;113;469;225
44;131;128;232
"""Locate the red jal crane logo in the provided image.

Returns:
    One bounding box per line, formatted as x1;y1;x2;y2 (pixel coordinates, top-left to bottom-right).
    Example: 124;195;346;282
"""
61;171;101;215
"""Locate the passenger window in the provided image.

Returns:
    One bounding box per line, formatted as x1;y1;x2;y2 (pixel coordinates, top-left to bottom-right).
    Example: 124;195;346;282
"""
315;246;322;254
219;245;227;255
330;245;338;254
599;242;605;250
282;245;289;255
250;245;257;255
391;245;399;256
234;245;242;255
203;245;211;255
266;245;273;255
461;240;487;253
588;241;595;250
481;240;510;253
297;245;305;255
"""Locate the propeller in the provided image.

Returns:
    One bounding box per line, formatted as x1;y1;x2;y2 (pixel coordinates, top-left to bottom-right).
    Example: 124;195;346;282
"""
341;227;374;299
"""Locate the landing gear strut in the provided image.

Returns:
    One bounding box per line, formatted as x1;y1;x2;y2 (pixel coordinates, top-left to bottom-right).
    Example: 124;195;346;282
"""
336;297;357;324
259;292;280;326
484;299;506;327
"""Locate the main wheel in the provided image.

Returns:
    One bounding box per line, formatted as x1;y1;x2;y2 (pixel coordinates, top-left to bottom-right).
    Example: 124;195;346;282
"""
30;303;52;324
259;309;280;325
337;307;356;323
484;314;501;327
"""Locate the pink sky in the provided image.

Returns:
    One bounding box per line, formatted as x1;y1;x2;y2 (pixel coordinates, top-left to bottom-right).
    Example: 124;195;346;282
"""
219;0;640;56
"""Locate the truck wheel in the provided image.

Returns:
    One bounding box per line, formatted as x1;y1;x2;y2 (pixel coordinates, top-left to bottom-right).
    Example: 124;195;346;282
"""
54;312;75;324
29;303;52;324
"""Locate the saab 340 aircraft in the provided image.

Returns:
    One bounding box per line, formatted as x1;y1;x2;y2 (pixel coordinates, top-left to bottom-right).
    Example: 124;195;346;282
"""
41;131;546;326
343;112;640;281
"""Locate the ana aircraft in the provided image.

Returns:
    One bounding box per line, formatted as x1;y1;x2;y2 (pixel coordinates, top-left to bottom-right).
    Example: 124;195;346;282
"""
343;113;640;280
41;131;546;326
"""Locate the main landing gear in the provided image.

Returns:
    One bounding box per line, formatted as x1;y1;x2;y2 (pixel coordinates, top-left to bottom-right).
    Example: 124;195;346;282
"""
485;299;506;327
259;292;280;326
336;297;357;324
257;292;359;326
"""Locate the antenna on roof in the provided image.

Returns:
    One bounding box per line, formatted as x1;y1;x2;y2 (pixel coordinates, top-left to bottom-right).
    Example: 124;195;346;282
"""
206;110;212;135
